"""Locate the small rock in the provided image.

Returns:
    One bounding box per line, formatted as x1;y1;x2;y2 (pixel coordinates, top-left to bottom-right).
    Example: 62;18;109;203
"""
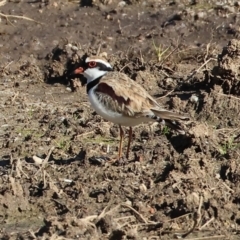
196;11;207;19
190;94;199;103
125;199;132;206
139;183;147;192
97;193;105;203
118;1;126;8
32;155;44;165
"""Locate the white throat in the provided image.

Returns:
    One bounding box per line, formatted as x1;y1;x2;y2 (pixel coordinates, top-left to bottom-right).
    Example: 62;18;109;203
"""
84;68;107;84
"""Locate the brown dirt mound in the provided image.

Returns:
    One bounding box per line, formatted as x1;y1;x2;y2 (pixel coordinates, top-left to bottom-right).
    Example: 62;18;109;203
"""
211;39;240;94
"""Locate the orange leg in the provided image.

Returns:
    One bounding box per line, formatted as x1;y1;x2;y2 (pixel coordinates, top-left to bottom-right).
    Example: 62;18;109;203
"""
118;125;124;159
126;127;133;159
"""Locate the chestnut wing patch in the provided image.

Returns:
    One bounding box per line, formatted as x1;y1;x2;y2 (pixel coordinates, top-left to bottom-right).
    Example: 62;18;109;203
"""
95;82;139;116
96;82;131;106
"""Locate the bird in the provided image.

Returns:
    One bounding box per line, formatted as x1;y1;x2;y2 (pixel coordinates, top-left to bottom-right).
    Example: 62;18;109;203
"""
73;56;189;160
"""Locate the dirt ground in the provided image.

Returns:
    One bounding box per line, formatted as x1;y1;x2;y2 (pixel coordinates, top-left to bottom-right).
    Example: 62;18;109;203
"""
1;0;240;239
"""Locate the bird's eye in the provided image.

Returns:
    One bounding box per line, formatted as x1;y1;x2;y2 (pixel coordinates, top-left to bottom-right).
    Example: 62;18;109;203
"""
88;61;97;68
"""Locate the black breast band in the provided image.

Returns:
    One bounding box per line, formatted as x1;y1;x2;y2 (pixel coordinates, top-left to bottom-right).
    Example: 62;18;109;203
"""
86;76;102;94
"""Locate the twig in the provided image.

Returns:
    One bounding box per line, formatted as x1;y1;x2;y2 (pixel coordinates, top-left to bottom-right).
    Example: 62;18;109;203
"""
117;19;122;34
197;195;203;226
10;155;23;178
2;60;14;70
184;235;225;240
199;217;215;231
216;127;239;132
160;69;169;77
139;49;144;65
185;58;217;82
204;31;215;63
42;146;55;167
11;91;19;103
28;229;37;239
79;215;98;221
133;213;193;230
204;42;211;62
96;42;102;56
115;216;136;221
0;13;44;25
97;205;111;220
132;222;162;229
33;147;55;188
43;169;47;188
76;131;94;139
160;45;178;65
119;63;132;72
156;89;175;100
99;204;121;219
121;203;148;224
16;158;29;179
216;92;240;101
222;182;234;193
97;203;149;224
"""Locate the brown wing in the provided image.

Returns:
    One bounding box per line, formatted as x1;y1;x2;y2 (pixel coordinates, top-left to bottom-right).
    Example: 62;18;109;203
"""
94;72;159;117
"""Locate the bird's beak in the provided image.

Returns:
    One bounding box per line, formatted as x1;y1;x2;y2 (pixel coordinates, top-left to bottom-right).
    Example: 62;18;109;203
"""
74;67;84;74
72;67;84;75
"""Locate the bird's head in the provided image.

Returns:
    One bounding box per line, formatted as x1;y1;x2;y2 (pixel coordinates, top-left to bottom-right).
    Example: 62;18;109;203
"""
73;56;113;83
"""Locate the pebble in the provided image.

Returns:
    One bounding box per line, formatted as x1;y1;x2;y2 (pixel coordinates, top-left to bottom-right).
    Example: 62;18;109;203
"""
97;193;105;203
139;183;147;192
196;11;207;19
32;155;44;165
118;1;126;8
125;199;132;206
190;94;199;103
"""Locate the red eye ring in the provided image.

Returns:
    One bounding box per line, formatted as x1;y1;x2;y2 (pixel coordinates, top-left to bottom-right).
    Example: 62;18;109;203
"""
88;61;97;68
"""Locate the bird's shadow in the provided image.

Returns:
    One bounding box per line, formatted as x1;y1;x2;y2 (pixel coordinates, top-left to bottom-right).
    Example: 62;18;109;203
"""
166;133;193;154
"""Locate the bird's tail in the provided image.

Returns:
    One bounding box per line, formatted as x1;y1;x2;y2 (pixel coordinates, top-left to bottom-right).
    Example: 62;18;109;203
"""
149;109;189;134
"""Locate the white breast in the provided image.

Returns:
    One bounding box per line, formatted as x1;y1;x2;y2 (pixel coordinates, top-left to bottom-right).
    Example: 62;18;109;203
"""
88;87;150;127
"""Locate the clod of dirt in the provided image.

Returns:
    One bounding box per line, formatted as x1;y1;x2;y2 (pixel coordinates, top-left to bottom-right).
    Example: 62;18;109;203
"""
96;215;117;234
44;41;88;91
211;39;240;94
109;229;125;240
